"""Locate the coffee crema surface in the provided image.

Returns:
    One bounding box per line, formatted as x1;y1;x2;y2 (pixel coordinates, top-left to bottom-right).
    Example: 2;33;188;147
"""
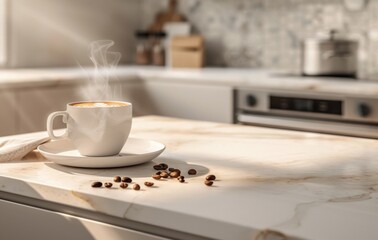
71;102;129;108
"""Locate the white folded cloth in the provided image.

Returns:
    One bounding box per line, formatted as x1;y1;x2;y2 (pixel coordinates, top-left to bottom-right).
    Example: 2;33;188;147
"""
0;133;50;162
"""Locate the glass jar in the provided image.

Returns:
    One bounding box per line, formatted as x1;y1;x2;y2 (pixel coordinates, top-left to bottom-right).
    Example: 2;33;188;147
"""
135;31;151;65
151;32;167;66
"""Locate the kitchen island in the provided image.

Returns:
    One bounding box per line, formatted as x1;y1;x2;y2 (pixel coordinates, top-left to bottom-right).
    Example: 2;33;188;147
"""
1;116;378;240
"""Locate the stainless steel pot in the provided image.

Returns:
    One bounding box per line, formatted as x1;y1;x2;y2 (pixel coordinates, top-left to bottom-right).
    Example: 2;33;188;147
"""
301;30;358;77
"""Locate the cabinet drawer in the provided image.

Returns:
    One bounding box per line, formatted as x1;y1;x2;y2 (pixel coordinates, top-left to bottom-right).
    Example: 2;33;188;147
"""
142;81;233;123
17;85;84;133
0;199;169;240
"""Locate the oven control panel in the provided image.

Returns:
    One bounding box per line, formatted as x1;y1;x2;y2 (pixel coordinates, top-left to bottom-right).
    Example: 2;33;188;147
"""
238;89;378;123
269;96;342;115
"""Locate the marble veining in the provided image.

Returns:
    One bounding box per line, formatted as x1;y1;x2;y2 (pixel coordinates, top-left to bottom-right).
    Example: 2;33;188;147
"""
1;116;378;239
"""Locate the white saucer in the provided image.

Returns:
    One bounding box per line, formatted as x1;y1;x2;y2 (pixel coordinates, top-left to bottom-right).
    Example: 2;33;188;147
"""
37;138;165;168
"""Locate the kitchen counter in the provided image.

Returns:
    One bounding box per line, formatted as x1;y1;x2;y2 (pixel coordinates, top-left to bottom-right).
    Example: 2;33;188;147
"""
1;116;378;240
1;66;378;96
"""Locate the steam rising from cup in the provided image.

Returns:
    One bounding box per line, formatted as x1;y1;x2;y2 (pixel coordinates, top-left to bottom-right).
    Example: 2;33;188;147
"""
80;40;123;101
76;40;126;141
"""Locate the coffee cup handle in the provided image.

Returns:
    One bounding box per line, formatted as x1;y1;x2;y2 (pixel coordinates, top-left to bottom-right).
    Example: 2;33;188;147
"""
47;111;68;140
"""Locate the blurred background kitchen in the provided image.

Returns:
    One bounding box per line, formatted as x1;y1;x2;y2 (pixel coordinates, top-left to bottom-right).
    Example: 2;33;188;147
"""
2;0;378;138
2;0;377;78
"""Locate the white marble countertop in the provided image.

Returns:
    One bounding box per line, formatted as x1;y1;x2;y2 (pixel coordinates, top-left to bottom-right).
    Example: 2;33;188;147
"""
1;116;378;240
1;66;378;97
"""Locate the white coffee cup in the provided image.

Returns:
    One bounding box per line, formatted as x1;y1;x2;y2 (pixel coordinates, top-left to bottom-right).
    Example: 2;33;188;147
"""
47;101;132;157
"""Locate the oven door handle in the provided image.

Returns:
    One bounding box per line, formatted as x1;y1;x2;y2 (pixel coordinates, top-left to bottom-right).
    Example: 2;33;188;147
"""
237;113;378;139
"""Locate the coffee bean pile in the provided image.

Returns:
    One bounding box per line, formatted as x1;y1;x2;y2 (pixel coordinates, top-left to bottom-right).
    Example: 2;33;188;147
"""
152;163;217;187
91;163;218;190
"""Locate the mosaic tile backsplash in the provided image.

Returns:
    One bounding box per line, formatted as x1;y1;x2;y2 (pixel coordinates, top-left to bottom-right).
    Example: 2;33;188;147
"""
139;0;378;80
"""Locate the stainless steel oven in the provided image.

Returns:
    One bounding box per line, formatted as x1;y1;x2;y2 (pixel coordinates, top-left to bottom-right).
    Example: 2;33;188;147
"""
235;88;378;138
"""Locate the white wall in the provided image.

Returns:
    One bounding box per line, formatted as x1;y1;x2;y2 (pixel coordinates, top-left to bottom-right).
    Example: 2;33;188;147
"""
7;0;139;68
0;0;6;66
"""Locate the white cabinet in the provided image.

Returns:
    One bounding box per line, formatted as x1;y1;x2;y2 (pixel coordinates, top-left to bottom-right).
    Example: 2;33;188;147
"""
0;199;169;240
0;90;17;136
17;85;84;133
140;81;233;123
119;80;151;117
15;81;148;133
5;79;233;135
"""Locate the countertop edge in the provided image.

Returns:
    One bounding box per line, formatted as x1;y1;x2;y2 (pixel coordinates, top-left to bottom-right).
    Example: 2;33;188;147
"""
1;66;378;96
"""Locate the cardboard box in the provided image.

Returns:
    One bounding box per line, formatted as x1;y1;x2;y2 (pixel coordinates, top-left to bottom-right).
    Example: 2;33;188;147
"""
170;35;204;68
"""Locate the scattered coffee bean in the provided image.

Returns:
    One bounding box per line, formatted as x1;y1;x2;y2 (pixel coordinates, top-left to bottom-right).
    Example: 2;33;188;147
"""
113;176;121;182
153;164;163;170
133;184;141;190
160;172;169;178
122;177;132;183
120;182;128;189
104;182;113;188
204;180;213;186
159;163;168;170
206;175;216;181
168;167;175;172
156;171;162;175
188;169;197;175
144;182;154;187
178;176;185;183
91;182;102;188
169;171;180;178
152;174;161;180
172;169;181;175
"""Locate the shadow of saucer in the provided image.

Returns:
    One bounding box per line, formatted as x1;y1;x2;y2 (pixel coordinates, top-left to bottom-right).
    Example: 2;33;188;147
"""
151;156;209;179
44;158;209;179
